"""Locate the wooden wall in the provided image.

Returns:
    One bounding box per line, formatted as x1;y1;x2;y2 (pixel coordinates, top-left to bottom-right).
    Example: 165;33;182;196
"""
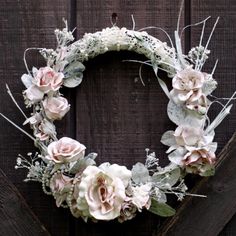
0;0;236;235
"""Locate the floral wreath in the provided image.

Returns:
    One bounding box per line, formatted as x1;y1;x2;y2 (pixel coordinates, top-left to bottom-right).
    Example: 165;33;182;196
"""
1;10;235;223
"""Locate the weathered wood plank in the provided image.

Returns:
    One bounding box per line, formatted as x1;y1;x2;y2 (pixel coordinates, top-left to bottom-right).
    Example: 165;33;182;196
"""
0;0;72;235
157;131;236;236
0;168;50;236
155;1;236;235
73;0;185;235
190;0;236;153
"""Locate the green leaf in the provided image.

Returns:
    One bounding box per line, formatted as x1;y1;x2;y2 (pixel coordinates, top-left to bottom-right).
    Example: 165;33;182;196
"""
199;165;215;177
148;199;176;217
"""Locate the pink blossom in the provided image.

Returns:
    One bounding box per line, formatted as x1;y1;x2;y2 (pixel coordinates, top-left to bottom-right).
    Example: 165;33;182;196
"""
50;172;72;207
42;96;70;120
46;137;86;164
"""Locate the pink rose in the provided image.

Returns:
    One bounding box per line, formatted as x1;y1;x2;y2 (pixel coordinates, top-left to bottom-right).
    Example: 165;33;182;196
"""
118;199;137;223
23;67;64;103
183;148;216;175
46;137;86;164
33;67;64;92
35;119;56;141
42;96;70;120
50;172;72;207
170;67;205;104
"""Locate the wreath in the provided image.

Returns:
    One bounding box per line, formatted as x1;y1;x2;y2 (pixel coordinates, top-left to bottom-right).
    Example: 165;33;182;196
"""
1;12;234;223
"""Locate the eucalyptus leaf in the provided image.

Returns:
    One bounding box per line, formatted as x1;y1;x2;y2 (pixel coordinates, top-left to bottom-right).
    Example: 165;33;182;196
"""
63;72;83;88
64;61;85;73
148;199;176;217
161;130;175;146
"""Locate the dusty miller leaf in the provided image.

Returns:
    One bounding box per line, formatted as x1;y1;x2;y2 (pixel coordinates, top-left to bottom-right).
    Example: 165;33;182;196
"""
131;162;150;184
70;153;97;174
168;100;205;127
167;100;187;125
152;164;181;187
202;79;217;95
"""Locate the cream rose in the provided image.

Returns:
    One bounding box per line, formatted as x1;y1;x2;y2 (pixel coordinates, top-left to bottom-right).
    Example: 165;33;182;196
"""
33;66;64;92
46;137;86;164
42;96;70;120
77;163;132;220
170;67;205;104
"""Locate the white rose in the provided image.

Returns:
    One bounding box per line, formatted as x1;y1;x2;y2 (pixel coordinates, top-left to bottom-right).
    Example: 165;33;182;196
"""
46;137;86;164
77;163;132;220
42;96;70;120
131;184;151;211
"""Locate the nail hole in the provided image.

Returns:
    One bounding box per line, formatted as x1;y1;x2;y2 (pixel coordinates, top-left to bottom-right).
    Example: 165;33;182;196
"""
111;13;118;26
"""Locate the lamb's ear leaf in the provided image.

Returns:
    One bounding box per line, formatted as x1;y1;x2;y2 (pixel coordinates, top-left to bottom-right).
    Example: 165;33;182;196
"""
148;199;176;217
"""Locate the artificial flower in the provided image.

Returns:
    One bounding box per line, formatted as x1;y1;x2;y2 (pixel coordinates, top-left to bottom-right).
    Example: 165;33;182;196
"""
170;67;205;105
77;163;131;220
46;137;86;164
42;96;70;120
50;172;72;207
131;184;151;211
32;66;63;92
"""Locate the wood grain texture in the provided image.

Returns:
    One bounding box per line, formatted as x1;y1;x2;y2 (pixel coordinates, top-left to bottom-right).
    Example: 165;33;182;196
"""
0;168;50;236
0;1;72;235
156;1;236;235
190;0;236;153
73;0;184;235
0;0;236;235
157;131;236;236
